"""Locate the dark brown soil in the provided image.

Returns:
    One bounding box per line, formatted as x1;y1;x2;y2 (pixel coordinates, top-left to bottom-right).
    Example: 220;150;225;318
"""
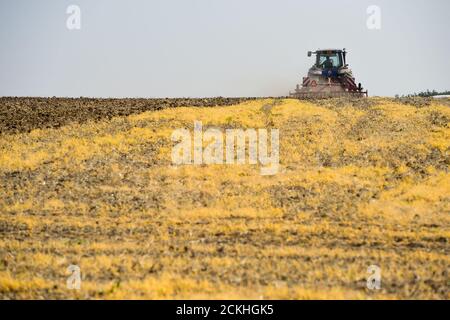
0;97;257;135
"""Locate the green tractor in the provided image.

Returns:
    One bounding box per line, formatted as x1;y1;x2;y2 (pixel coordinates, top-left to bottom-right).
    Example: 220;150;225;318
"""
290;48;368;99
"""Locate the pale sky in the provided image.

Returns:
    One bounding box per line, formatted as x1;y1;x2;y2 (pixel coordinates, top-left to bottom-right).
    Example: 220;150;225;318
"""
0;0;449;97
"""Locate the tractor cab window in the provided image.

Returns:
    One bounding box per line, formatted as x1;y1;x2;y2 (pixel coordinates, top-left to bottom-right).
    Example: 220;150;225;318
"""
316;52;342;69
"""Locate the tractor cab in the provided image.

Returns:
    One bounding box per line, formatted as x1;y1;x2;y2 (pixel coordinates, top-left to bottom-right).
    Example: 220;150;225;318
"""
309;49;346;68
316;50;344;68
308;49;346;78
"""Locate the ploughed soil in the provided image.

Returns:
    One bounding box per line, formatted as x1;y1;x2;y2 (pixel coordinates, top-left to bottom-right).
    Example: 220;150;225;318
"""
0;97;257;134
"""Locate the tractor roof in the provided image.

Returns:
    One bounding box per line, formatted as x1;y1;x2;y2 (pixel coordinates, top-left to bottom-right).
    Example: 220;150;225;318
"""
316;49;343;53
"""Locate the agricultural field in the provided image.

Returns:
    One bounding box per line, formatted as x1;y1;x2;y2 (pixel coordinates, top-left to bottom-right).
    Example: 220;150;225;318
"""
0;97;449;299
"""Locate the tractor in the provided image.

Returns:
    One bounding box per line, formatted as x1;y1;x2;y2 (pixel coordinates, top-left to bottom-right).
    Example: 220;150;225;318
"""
290;48;368;99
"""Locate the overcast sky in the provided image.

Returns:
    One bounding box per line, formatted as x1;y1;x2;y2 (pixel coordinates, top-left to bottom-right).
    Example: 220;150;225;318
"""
0;0;448;97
